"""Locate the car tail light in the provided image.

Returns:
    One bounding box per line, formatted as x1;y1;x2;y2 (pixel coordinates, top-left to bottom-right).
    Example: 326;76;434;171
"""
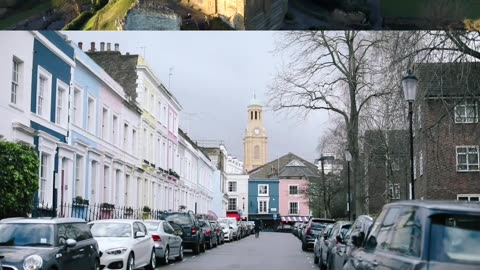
152;234;161;242
192;226;197;235
206;230;211;236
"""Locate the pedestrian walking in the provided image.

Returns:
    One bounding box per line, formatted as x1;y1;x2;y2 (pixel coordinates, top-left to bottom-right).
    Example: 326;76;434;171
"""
254;219;262;238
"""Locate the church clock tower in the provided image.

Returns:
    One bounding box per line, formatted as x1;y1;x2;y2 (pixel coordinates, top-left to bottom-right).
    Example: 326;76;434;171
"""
243;95;267;172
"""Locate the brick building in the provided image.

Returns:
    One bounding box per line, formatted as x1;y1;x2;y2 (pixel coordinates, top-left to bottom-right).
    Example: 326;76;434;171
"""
414;62;480;201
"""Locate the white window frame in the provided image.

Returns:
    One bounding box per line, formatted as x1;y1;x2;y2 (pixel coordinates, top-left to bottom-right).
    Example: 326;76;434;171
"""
228;181;237;192
87;95;96;134
288;185;299;195
11;57;22;105
73;87;83;127
36;66;52;119
258;184;269;196
132;129;137;156
456;146;480;172
74;155;84;198
39;153;49;203
101;106;109;140
258;199;269;214
55;79;69;127
457;194;480;202
112;114;119;146
289;201;299;215
123;122;129;149
228;197;237;211
455;99;478;124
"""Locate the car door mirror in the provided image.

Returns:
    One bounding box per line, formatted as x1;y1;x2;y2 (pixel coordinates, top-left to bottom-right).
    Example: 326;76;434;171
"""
66;239;77;248
135;231;146;238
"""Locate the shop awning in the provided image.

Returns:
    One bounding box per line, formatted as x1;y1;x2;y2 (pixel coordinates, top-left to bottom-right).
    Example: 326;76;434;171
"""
281;216;310;222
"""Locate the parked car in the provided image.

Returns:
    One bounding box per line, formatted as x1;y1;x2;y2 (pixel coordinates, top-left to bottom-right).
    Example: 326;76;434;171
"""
318;221;352;270
199;219;217;249
314;224;334;266
299;222;308;240
247;221;255;234
143;220;183;265
344;200;480;270
163;211;206;254
89;219;155;270
292;222;302;237
218;217;240;240
302;218;336;251
219;221;234;242
209;221;224;245
331;215;373;270
0;217;100;270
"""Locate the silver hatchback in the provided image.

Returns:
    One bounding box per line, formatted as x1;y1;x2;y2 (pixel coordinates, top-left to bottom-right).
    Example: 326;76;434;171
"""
144;220;184;265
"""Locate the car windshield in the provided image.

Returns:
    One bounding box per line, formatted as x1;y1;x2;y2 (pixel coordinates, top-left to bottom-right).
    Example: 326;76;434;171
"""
164;214;191;225
429;214;480;264
143;222;160;232
0;223;54;247
311;222;326;230
90;223;131;237
219;222;229;228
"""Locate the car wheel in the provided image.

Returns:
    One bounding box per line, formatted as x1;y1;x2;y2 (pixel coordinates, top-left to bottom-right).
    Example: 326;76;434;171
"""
162;247;169;265
126;253;134;270
200;240;206;253
192;241;200;254
146;249;156;269
314;254;319;264
176;245;184;261
92;258;100;270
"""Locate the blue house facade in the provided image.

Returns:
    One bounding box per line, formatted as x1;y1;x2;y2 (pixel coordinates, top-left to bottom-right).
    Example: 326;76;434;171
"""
248;178;280;229
30;32;75;214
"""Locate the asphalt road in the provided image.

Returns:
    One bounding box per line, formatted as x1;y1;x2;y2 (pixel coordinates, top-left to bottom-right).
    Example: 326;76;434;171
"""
155;232;315;269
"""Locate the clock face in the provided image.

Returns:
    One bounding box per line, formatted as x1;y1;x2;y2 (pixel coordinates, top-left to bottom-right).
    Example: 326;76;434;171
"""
254;128;260;135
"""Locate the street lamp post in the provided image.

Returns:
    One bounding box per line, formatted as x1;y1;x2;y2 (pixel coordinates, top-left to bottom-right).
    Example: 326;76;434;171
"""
344;150;352;221
402;70;418;200
319;155;335;218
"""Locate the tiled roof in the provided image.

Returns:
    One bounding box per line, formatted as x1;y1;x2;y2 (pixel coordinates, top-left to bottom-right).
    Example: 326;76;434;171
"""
249;153;320;179
416;62;480;98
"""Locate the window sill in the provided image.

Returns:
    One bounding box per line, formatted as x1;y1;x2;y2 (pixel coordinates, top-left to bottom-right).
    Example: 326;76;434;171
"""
9;103;24;113
456;170;480;173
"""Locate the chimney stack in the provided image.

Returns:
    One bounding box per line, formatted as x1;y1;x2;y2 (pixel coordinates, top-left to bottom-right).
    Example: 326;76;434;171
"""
90;42;96;52
114;43;119;52
107;43;111;51
78;42;83;50
100;42;105;51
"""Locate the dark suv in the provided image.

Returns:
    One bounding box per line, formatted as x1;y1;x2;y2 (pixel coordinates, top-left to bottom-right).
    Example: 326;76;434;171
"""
0;217;100;270
345;200;480;270
163;211;206;255
302;218;336;251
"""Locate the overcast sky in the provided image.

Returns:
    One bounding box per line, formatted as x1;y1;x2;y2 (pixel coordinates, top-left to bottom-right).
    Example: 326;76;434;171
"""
65;31;330;162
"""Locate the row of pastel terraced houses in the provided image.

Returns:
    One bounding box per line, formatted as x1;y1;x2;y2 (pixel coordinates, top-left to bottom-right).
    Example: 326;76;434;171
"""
1;31;216;219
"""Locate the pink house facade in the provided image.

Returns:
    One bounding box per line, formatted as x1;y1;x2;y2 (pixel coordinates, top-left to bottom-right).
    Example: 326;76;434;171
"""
279;178;311;218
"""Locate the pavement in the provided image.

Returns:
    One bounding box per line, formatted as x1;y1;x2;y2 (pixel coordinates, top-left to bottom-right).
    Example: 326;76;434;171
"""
153;232;315;269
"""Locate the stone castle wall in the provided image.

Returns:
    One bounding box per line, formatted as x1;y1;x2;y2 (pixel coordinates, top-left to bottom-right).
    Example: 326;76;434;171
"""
179;0;287;30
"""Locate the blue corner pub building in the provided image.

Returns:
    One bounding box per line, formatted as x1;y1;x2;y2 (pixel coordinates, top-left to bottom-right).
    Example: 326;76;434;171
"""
248;178;279;230
30;32;76;215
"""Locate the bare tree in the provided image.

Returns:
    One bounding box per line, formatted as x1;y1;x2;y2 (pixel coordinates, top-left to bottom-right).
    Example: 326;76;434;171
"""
268;31;393;217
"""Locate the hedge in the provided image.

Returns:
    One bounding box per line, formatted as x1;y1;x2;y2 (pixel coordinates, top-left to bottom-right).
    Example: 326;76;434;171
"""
0;141;39;219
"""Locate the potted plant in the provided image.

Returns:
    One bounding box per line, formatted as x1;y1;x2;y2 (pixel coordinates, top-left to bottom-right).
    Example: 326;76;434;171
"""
100;203;115;219
142;206;151;219
124;207;134;216
72;196;89;220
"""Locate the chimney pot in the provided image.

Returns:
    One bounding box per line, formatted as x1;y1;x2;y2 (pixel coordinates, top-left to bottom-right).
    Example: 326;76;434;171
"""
100;42;105;51
114;43;119;51
78;42;83;50
107;43;111;51
90;42;96;52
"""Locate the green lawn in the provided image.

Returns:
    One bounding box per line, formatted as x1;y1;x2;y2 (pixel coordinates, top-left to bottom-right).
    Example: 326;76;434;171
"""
83;0;136;30
380;0;480;19
0;0;52;29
